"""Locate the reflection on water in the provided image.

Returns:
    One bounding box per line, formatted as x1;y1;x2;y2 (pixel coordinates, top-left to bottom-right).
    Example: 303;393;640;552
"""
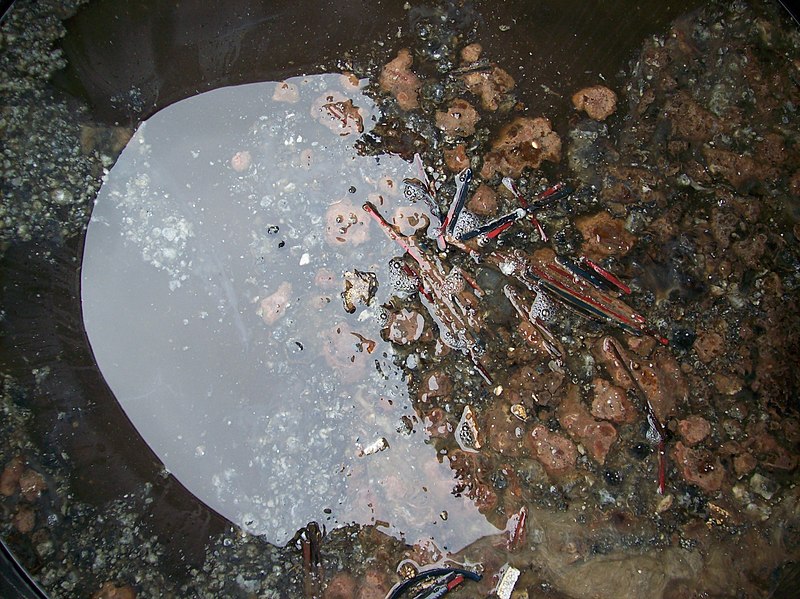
81;74;498;549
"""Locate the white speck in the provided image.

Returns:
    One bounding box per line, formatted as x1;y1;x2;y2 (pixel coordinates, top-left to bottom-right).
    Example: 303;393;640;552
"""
299;253;310;265
357;437;389;456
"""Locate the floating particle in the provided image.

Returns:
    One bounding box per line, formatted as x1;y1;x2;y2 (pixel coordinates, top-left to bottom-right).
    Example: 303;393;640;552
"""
342;270;378;314
357;437;389;457
230;150;252;172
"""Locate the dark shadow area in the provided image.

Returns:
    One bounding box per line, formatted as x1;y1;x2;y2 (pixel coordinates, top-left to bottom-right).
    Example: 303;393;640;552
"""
56;0;703;123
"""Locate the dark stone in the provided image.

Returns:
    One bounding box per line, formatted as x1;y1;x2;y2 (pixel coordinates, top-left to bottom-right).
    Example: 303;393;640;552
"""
671;328;696;351
629;443;652;460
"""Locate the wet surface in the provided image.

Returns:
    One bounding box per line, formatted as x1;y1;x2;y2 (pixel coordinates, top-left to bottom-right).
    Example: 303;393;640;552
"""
2;1;800;598
81;73;497;549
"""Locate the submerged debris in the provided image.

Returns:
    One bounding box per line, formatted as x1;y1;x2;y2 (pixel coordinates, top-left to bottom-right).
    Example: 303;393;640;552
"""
3;0;800;597
312;92;365;136
342;269;378;313
367;160;665;386
456;405;482;452
510;403;528;422
357;437;389;457
386;567;482;599
493;564;520;599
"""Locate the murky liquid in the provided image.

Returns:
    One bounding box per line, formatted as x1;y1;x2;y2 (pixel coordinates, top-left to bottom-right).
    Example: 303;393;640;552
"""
81;74;498;549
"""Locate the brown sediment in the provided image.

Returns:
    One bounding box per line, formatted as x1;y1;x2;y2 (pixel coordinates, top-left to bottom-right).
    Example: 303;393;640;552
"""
467;183;498;216
444;144;469;172
595;337;686;424
91;583;137;599
434;98;481;137
384;308;429;345
597;164;665;206
507;362;564;408
526;425;578;475
692;330;725;363
590;377;636;424
672;441;725;492
460;43;482;64
324;572;358;599
18;468;46;502
12;505;36;533
379;48;421;111
571;85;617;121
0;455;25;496
480;117;561;179
462;65;515;112
557;385;618;465
325;199;370;245
575;211;635;260
356;568;390;599
272;80;300;103
484;400;526;457
458;43;516;111
677;415;711;447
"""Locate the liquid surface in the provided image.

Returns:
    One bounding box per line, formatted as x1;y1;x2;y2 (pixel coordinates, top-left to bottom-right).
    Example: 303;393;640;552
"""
81;74;498;549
